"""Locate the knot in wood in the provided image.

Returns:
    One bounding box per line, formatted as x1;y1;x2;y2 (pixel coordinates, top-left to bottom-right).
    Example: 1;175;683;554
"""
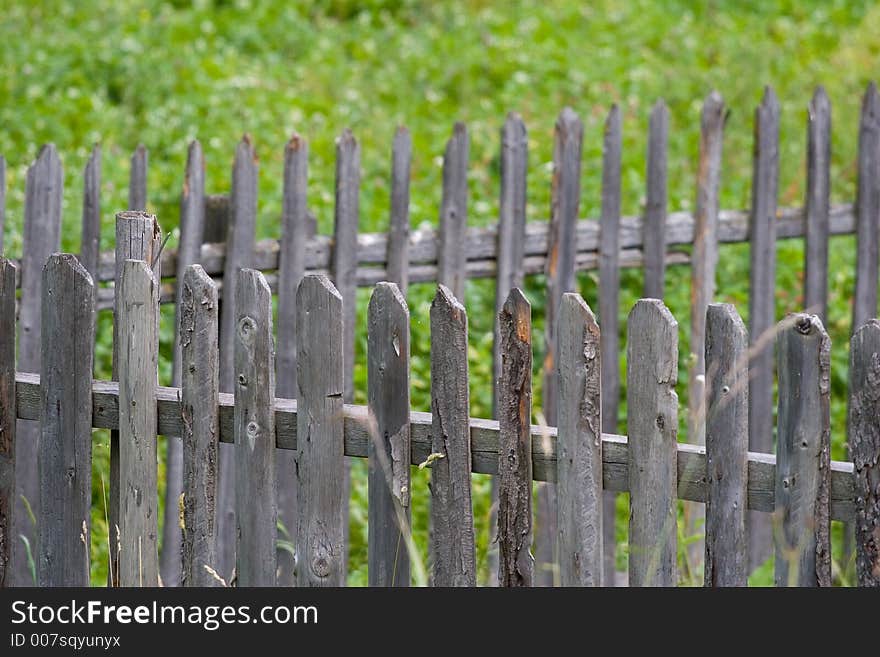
795;314;814;335
238;316;257;343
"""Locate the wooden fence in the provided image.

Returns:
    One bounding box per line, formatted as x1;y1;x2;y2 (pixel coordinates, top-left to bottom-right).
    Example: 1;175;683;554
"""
0;82;878;587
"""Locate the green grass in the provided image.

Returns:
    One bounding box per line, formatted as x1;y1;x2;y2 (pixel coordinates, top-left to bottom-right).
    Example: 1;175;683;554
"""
1;0;878;586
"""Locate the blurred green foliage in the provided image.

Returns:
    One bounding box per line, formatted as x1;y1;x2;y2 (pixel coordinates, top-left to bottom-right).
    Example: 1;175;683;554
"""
1;0;878;586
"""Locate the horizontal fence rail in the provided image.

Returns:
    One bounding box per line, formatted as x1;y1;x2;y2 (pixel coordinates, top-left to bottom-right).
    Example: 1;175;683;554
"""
9;371;858;521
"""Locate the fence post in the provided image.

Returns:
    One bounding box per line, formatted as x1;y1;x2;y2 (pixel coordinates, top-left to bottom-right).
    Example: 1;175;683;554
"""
367;282;411;587
110;211;161;586
80;145;102;283
13;144;63;586
775;313;831;587
643;99;669;300
804;86;831;321
430;285;476;586
599;104;622;586
276;133;309;586
704;303;749;586
0;258;16;588
179;265;220;587
129;144;147;211
490;112;528;582
628;299;678;587
296;275;346;587
38;255;95;586
538;107;583;586
234;269;276;586
437;123;469;301
847;319;880;587
497;288;533;587
217;135;259;582
162;139;207;587
117;259;160;587
386;127;412;295
556;293;602;586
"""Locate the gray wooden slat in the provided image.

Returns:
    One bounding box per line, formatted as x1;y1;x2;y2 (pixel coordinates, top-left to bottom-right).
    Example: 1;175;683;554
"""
38;254;94;586
804;86;831;321
489;113;528;583
129;144;148;211
179;265;220;588
13;144;63;586
556;293;602;587
162;139;207;588
599;104;622;586
853;82;880;332
0;156;5;253
216;135;259;582
117;259;160;587
497;288;533;587
704;303;748;587
80;145;102;283
296;275;346;587
437;123;469;301
627;299;678;587
689;91;725;450
276;133;309;586
848;319;880;587
747;87;780;572
332;129;360;404
203;194;230;244
386;127;412;295
643;99;669;299
430;284;476;586
0;258;16;588
367;282;411;587
537;107;583;587
9;371;861;520
109;210;161;586
775;313;831;587
234;269;276;586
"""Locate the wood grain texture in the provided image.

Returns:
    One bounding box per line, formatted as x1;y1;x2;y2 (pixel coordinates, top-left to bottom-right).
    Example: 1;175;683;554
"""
704;303;748;587
129;144;147;211
117;260;160;587
109;211;161;587
804;86;831;322
367;282;411;587
853;82;880;332
10;372;859;519
747;87;780;572
162;139;206;587
538;107;582;586
38;255;94;587
643;100;669;299
13;144;63;586
296;275;346;587
234;269;277;586
556;293;602;587
179;265;220;587
275;133;309;586
496;288;533;587
437;123;469;301
80;145;102;283
774;313;831;587
386;127;412;295
216;135;259;581
628;299;678;587
332;129;360;404
689;91;725;451
0;259;16;588
598;105;622;585
847;319;880;587
430;285;476;586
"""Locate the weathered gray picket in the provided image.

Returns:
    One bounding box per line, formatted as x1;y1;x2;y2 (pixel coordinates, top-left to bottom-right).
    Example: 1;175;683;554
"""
38;254;95;587
386;127;412;294
642;99;669;300
437;123;469;302
804;87;831;321
80;145;102;284
0;258;16;589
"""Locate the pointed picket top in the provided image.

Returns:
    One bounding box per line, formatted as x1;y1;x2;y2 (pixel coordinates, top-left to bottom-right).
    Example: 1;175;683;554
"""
432;283;466;323
862;80;878;123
